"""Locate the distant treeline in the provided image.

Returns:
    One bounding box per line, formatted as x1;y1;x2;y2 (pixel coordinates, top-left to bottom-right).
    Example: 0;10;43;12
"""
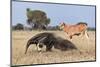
87;27;96;31
12;23;60;31
12;23;95;31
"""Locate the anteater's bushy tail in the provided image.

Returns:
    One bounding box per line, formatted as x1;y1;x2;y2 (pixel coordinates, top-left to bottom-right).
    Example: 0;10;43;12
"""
54;38;77;51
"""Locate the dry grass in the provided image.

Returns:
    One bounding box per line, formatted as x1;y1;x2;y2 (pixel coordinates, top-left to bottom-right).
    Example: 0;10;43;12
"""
12;30;96;66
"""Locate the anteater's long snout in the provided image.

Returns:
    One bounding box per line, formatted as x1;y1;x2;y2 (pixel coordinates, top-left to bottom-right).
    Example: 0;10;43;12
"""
25;41;30;54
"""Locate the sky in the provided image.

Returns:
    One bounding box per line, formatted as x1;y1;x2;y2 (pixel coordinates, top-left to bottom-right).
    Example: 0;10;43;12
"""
12;1;96;27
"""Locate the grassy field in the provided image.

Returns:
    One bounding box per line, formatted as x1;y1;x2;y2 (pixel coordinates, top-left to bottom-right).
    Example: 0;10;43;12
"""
12;30;96;66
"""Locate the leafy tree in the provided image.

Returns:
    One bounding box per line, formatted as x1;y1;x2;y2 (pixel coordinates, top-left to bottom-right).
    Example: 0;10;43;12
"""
26;8;50;29
13;23;24;30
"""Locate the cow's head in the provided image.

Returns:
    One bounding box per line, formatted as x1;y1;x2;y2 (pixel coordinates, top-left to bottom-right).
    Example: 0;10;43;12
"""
59;22;65;30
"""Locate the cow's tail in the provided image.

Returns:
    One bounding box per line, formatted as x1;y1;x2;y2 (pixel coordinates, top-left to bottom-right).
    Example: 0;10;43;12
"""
25;41;30;54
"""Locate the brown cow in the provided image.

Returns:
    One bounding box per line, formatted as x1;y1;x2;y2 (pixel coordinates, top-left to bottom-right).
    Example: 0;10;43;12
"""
59;22;89;39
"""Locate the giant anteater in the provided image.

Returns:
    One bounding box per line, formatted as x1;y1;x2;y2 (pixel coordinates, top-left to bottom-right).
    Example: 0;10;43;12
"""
25;32;77;54
25;32;56;54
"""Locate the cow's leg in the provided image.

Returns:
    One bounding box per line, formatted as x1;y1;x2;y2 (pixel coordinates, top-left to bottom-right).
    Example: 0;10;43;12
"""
67;32;73;40
80;30;89;39
69;35;73;41
69;33;74;39
69;35;72;39
80;31;85;39
63;32;68;39
85;30;89;39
